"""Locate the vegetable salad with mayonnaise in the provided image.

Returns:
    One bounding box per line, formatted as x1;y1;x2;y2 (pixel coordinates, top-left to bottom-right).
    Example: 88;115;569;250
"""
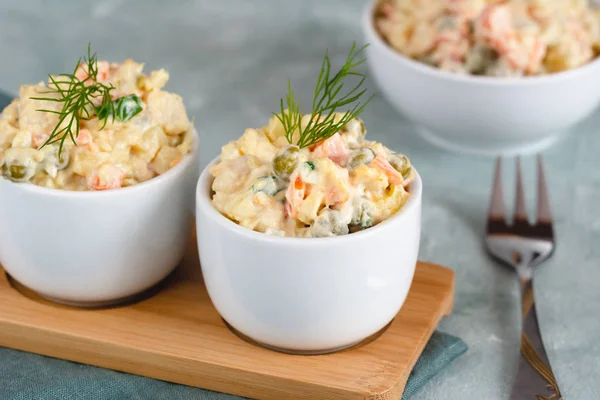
211;114;414;238
0;59;193;190
375;0;600;76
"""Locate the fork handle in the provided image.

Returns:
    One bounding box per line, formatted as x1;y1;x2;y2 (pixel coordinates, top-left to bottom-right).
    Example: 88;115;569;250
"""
511;279;562;399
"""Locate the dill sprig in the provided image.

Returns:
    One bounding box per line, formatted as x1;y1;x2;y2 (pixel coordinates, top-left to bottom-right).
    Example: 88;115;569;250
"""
275;42;374;149
31;44;116;155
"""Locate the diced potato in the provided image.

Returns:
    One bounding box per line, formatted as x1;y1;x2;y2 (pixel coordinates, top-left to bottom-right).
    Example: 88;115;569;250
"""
213;190;285;233
18;83;60;134
131;125;168;163
113;125;145;149
212;155;267;194
314;158;351;204
150;146;182;175
177;124;196;155
0;120;19;149
137;69;169;92
221;128;277;164
11;130;33;148
373;184;409;222
296;191;325;225
0;99;19;125
69;147;110;178
351;164;389;199
263;115;287;143
113;60;144;95
130;157;155;183
146;90;190;135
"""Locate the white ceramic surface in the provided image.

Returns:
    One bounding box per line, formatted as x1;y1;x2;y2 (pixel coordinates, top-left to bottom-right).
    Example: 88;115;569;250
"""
362;1;600;156
196;158;422;353
0;135;199;306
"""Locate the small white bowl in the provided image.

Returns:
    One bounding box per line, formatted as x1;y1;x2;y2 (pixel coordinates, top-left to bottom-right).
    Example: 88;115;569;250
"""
196;158;422;354
0;136;199;307
362;1;600;156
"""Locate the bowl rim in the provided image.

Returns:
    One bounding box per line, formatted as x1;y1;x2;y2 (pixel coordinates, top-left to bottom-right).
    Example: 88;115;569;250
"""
0;129;200;198
196;156;422;246
362;0;600;87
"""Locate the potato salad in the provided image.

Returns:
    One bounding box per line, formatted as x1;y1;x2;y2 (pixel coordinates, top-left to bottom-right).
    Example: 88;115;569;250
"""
375;0;600;76
0;59;193;190
211;114;414;238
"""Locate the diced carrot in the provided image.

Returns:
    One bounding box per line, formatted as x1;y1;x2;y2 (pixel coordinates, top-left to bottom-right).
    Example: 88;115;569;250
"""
525;37;546;74
87;163;124;190
480;4;512;37
284;172;306;218
97;61;110;81
32;132;50;148
76;129;99;152
324;184;350;206
76;129;92;146
75;60;110;84
311;133;349;165
371;153;403;186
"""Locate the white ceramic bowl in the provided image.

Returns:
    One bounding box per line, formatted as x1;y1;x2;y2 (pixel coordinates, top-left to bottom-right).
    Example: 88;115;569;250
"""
362;1;600;156
196;158;422;354
0;136;199;307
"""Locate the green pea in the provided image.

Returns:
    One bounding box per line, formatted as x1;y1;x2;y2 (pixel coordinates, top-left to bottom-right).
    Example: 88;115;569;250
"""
309;208;349;237
252;176;279;195
272;145;299;180
359;119;366;137
347;148;375;169
57;154;69;170
360;217;373;230
39;146;70;174
389;153;412;179
350;198;374;230
53;146;70;170
2;164;28;182
10;165;26;180
342;118;366;138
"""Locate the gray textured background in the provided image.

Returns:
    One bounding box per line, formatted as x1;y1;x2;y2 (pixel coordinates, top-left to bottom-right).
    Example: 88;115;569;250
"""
0;1;599;399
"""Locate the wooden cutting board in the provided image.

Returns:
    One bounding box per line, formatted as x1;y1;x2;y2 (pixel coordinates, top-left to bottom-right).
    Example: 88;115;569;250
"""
0;234;454;400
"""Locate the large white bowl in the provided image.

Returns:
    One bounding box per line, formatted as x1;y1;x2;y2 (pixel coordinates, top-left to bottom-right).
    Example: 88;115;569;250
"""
196;158;422;354
0;136;199;307
362;1;600;156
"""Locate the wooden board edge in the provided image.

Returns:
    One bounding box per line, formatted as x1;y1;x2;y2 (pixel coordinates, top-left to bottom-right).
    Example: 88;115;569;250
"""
0;319;359;400
440;264;455;316
0;261;457;400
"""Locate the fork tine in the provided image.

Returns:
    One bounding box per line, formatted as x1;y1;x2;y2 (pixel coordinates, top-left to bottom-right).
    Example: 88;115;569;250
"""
514;157;528;222
488;157;505;220
536;155;552;223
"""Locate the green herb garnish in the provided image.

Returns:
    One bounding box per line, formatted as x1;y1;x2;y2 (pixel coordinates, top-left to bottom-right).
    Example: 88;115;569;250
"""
98;94;143;122
305;161;315;170
275;42;374;149
31;44;142;156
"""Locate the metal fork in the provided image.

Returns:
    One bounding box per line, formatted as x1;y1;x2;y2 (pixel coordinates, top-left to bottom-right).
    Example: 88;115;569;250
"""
485;156;561;400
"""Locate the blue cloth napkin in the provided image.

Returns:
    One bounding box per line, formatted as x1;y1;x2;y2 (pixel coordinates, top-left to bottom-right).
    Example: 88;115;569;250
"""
0;90;467;399
0;332;466;400
0;90;11;107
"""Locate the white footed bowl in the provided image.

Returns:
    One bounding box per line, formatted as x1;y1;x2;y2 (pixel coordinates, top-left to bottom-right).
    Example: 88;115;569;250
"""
362;1;600;156
0;136;199;307
196;158;422;354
